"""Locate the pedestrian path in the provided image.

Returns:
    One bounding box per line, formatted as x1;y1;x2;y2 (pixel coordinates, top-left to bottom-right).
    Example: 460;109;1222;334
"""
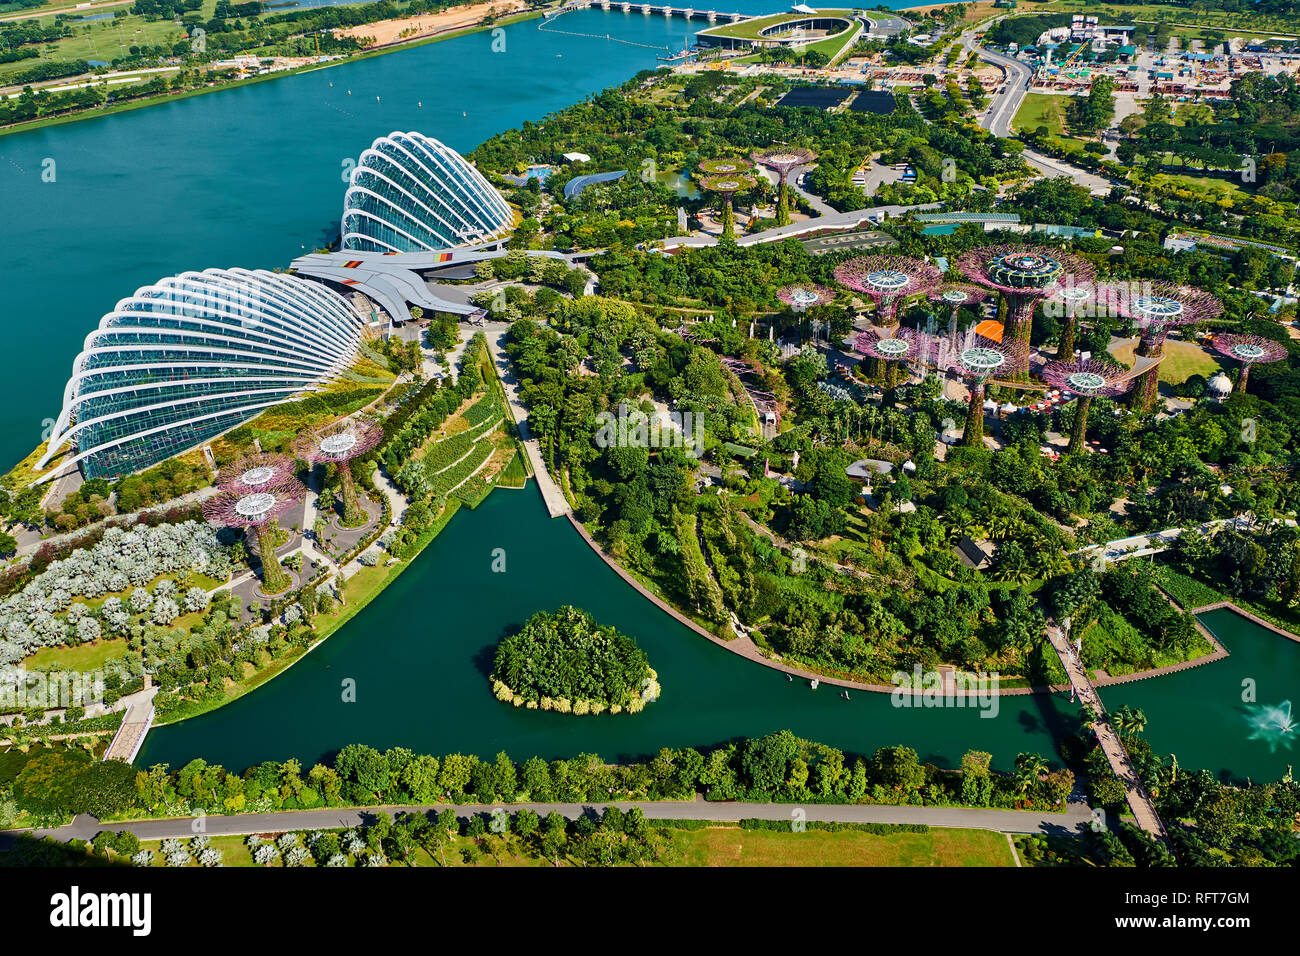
1046;624;1168;842
483;323;570;518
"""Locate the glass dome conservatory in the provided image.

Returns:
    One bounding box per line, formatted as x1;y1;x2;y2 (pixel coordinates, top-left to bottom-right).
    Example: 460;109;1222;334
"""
37;268;365;482
340;131;513;253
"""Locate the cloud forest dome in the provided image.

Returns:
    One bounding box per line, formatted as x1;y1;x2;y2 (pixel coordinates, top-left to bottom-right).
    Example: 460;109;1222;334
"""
341;131;513;254
37;269;365;483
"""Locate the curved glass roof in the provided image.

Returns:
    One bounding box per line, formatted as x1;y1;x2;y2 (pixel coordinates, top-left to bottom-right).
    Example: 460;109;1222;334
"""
341;131;512;253
38;268;365;482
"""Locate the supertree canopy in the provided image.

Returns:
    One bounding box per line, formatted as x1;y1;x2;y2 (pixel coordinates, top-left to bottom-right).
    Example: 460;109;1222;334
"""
203;474;306;594
753;147;816;226
698;159;757;239
698;158;754;176
777;284;835;312
1212;333;1288;395
1040;357;1134;453
853;327;932;388
294;417;383;527
833;256;943;325
215;452;298;497
1116;282;1223;412
937;331;1030;448
927;283;992;333
956;245;1096;348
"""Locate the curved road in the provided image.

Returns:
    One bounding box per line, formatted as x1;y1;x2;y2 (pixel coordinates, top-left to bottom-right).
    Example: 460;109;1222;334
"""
960;23;1113;194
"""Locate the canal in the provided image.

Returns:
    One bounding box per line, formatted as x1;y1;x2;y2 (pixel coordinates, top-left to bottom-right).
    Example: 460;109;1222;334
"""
140;486;1079;769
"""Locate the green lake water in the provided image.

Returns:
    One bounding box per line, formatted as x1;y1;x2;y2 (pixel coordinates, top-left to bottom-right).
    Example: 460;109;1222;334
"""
140;486;1079;770
4;3;1293;780
1105;608;1300;784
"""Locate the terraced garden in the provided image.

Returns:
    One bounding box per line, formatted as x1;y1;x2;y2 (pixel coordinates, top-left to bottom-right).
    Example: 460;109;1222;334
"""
418;390;523;507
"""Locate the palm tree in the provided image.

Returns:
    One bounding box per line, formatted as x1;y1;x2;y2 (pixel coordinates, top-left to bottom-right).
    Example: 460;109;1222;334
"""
1014;752;1049;795
1110;704;1147;736
1077;708;1098;736
987;511;1020;541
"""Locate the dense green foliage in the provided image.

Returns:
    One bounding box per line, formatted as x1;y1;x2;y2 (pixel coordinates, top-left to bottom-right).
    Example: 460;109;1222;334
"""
491;606;655;712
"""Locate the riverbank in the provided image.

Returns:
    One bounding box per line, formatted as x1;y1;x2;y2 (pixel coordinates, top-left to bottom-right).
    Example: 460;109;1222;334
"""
0;6;545;140
566;505;1230;697
153;496;464;728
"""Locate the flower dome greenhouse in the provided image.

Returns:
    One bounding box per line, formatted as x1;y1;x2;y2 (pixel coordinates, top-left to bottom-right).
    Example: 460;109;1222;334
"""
340;131;513;253
37;268;366;482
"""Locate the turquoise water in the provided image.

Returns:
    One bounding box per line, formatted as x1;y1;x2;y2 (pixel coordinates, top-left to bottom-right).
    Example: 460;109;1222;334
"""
1106;608;1300;784
0;2;920;471
0;10;701;472
140;487;1079;770
24;1;1279;777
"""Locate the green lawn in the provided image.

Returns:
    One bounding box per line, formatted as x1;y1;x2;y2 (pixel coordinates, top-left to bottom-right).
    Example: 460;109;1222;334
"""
25;638;129;672
127;823;1016;867
699;10;854;41
497;448;530;489
0;9;197;83
1015;93;1068;137
670;825;1016;866
1108;338;1221;386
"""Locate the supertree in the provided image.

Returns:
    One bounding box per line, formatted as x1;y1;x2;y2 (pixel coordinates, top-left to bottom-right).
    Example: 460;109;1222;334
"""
753;147;816;227
215;452;298;495
697;158;757;239
1116;283;1223;412
1212;333;1288;395
854;326;932;388
776;283;836;312
926;283;992;334
936;331;1030;448
1047;284;1095;362
1040;357;1134;454
833;255;943;326
293;418;383;527
776;283;837;345
956;245;1096;349
203;474;306;594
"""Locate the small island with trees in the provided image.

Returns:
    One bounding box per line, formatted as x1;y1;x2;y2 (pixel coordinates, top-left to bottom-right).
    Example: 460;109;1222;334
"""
490;605;660;715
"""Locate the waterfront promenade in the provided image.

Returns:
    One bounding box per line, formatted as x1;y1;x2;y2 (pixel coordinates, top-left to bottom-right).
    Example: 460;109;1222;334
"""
485;324;571;518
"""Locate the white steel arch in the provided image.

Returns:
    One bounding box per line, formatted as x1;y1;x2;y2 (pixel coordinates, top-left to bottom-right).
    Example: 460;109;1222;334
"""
37;269;366;483
340;131;512;254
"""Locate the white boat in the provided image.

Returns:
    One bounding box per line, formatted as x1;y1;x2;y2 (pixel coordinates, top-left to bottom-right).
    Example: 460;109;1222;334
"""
810;679;820;690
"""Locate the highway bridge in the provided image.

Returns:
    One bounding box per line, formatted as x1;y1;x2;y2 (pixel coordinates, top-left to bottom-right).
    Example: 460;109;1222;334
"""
546;1;746;23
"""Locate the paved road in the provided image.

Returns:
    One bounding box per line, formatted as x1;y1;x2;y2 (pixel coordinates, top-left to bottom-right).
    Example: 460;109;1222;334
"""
0;0;132;22
965;30;1033;139
787;164;836;216
6;799;1093;846
865;14;908;39
961;24;1113;195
